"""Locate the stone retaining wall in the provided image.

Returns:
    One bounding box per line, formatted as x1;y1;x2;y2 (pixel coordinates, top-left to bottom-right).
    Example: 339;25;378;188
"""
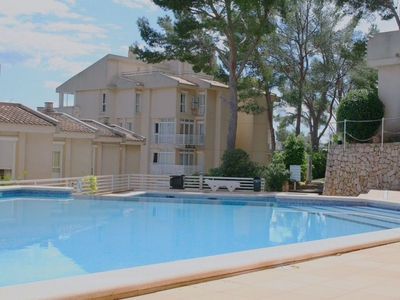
323;143;400;196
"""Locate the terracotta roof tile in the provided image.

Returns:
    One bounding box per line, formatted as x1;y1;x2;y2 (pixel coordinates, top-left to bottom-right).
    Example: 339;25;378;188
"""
0;102;57;126
45;113;97;133
82;120;124;138
164;74;197;86
109;124;146;142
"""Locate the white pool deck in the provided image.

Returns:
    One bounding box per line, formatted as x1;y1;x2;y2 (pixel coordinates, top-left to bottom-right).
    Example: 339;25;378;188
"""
1;189;400;300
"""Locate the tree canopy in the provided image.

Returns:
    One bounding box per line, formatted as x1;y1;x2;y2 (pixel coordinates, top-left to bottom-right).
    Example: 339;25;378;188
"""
131;0;286;150
335;0;400;29
268;0;367;150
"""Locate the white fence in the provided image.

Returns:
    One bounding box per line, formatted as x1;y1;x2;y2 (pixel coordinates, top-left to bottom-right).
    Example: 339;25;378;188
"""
1;174;265;195
329;117;400;150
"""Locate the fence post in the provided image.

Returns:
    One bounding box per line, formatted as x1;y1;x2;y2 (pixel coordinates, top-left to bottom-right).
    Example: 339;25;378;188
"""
199;172;203;191
344;119;347;151
381;117;384;150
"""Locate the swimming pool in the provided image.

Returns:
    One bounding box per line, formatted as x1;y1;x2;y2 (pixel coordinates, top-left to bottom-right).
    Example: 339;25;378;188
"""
1;188;400;299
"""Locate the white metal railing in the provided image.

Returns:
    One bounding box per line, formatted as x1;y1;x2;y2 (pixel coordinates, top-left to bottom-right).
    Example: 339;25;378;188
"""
185;176;265;191
151;134;204;146
1;174;265;194
150;164;203;175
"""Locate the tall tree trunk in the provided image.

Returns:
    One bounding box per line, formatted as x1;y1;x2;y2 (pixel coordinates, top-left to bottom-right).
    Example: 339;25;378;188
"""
295;103;302;136
265;92;276;152
226;73;238;150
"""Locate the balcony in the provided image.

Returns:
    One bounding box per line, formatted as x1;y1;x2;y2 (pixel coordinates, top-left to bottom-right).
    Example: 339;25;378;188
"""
150;164;204;175
151;134;204;146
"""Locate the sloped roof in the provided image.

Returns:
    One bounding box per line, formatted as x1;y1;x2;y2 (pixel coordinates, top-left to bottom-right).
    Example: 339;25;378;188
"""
82;120;124;138
0;102;58;127
45;112;98;134
163;74;197;86
192;76;229;88
109;124;146;142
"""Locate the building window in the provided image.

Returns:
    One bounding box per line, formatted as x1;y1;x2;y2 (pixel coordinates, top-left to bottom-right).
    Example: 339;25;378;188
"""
135;93;141;114
52;151;61;178
198;94;206;115
198;122;204;135
179;149;194;165
0;169;11;179
198;122;205;144
180;119;194;135
180;93;187;113
153;149;173;164
52;143;64;179
153;119;175;144
128;122;132;131
101;93;106;112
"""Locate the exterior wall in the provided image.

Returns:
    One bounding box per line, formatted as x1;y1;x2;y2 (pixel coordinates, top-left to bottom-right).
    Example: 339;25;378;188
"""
66;138;93;177
99;143;120;175
203;89;229;171
23;133;53;179
125;146;142;174
151;88;177;118
367;31;400;141
236;98;271;166
75;90;104;120
323;143;400;196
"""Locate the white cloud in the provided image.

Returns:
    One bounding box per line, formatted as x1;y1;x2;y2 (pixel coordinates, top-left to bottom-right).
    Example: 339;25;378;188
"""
113;0;158;12
46;57;94;75
0;0;81;19
0;0;110;74
44;80;61;88
41;22;107;36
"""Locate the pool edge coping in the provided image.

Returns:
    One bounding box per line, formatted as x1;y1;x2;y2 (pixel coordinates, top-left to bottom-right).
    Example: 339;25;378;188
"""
1;190;400;300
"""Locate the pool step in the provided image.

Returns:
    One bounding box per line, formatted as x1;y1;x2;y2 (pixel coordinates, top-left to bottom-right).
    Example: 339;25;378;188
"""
290;181;324;194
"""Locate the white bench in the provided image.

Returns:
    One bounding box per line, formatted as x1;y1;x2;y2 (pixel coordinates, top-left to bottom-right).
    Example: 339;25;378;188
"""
204;179;240;192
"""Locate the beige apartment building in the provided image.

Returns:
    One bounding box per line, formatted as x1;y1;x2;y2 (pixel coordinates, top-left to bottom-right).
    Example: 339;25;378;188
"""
56;52;273;175
0;102;145;180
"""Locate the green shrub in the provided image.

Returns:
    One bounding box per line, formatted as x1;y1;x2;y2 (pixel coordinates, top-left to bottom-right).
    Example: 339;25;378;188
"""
265;163;290;191
337;89;384;142
283;133;306;169
207;149;261;177
82;175;98;194
311;151;327;179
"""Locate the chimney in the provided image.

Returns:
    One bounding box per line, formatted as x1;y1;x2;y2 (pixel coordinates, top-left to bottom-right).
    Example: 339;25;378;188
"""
43;102;56;113
102;117;109;125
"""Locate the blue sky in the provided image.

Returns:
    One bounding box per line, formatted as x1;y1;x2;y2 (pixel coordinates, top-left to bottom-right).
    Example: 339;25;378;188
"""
0;0;398;110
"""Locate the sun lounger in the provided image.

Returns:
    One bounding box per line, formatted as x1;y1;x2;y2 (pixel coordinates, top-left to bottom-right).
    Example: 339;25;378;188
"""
204;179;240;192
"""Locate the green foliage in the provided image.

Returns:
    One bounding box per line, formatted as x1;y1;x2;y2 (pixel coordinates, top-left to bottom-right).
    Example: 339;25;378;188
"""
282;133;306;169
337;89;384;142
275;119;290;143
265;163;290;191
131;0;286;150
82;175;98;195
336;0;400;28
272;0;367;150
0;170;28;185
206;149;261;178
311;151;327;179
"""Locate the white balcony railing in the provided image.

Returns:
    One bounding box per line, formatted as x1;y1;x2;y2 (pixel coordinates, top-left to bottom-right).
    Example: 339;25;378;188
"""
151;134;204;146
150;164;204;175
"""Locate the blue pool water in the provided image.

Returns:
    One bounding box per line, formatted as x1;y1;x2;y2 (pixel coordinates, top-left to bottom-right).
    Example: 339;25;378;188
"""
1;193;400;286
